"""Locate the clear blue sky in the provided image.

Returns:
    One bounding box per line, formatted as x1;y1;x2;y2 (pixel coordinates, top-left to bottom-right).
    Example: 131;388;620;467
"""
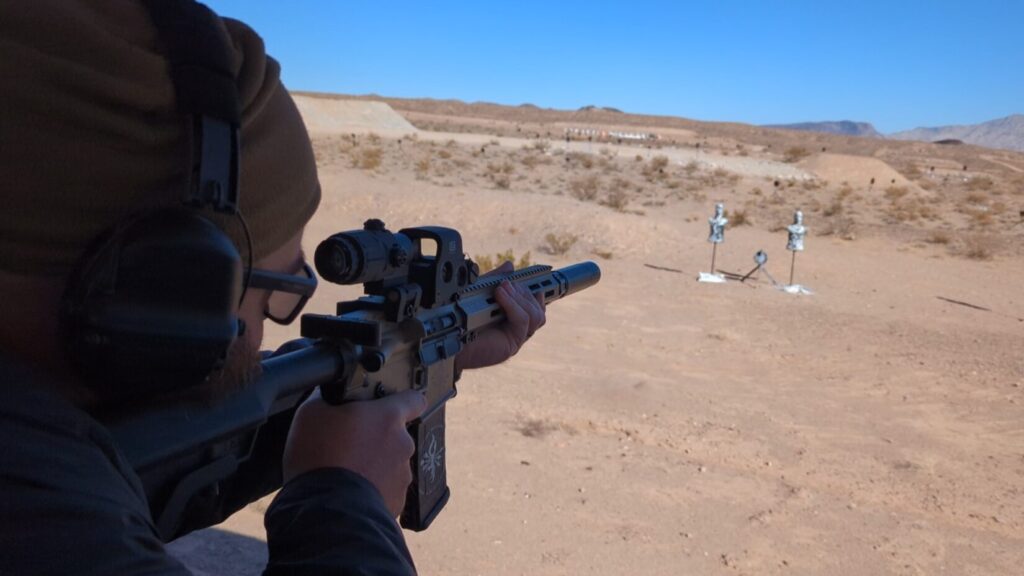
205;0;1022;133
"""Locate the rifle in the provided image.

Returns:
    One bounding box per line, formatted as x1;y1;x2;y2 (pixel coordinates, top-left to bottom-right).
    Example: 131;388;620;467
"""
105;220;601;541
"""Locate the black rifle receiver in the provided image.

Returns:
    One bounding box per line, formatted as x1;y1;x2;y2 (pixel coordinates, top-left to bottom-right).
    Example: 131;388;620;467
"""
106;220;601;540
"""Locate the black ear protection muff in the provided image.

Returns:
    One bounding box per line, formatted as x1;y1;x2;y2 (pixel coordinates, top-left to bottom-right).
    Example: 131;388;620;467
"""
60;0;248;403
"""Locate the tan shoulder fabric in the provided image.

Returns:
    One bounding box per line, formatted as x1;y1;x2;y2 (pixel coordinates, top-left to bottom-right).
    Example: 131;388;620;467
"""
0;1;320;275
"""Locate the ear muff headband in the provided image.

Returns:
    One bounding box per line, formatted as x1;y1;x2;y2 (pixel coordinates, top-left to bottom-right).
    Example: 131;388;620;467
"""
60;1;246;405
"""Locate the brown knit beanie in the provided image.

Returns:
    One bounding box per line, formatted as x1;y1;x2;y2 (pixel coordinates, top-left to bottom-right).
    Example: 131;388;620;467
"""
0;1;321;275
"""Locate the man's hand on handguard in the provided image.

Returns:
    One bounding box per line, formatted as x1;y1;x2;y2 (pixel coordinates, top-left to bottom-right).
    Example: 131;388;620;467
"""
282;388;427;517
456;261;547;371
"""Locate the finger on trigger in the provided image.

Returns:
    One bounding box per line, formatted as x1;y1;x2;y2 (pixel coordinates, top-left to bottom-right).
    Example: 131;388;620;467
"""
384;389;429;424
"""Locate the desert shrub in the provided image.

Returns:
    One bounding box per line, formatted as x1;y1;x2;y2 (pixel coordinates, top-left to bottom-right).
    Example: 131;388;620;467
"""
819;216;857;240
485;162;514;189
965;176;994;192
353;147;382;170
717;168;741;185
601;189;629;212
964;191;989;205
474;250;533;273
802;179;824;191
414;157;431;178
543;233;578;255
888;197;937;222
683;161;699;175
823;196;844;217
884;186;909;201
970;211;994;227
959;235;995;260
926;230;952;244
591;248;614;260
521;154;541;168
1012;176;1024;195
366;132;382;145
437;149;453;160
531;140;551;152
642;156;669;182
783;146;810;163
569;176;601;201
729;209;751;226
611;177;632;192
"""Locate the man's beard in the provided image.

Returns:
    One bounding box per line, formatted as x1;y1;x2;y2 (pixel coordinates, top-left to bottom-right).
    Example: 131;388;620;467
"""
85;336;265;417
202;336;264;404
149;336;264;408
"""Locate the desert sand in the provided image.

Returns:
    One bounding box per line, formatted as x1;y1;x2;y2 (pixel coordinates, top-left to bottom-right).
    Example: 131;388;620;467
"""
169;96;1024;575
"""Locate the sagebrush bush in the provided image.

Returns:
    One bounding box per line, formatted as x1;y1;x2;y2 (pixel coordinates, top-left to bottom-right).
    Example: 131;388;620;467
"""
601;189;629;212
729;209;751;226
783;146;810;163
543;233;578;255
474;250;533;273
353;147;382;170
569;176;600;201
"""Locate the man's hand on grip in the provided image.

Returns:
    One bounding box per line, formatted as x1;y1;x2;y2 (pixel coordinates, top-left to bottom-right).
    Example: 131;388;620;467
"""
282;389;428;517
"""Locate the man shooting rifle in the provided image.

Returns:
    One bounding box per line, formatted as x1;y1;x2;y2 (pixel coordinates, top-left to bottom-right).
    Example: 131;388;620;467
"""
0;2;585;574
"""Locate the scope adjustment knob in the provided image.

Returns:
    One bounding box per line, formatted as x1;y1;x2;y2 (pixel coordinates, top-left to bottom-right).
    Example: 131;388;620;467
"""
363;218;386;231
390;246;409;267
361;351;386;373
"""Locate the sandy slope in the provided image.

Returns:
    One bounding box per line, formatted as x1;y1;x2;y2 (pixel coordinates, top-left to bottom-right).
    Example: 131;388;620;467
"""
169;107;1023;575
321;172;1024;576
798;153;919;191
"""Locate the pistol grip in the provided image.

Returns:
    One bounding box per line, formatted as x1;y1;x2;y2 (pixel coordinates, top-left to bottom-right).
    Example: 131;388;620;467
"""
400;401;450;531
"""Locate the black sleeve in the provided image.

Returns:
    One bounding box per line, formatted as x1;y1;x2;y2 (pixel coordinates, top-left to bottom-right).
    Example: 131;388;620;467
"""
0;406;194;576
263;468;417;576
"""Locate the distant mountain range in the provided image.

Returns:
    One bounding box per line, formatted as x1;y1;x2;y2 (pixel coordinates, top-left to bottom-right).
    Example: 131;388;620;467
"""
765;120;883;138
766;115;1024;152
888;115;1024;152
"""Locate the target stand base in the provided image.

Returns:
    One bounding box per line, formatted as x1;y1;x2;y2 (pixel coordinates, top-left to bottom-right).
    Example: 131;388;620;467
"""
781;284;813;295
697;272;727;283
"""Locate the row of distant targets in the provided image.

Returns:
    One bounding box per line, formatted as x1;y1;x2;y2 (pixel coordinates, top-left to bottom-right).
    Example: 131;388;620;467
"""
697;204;812;295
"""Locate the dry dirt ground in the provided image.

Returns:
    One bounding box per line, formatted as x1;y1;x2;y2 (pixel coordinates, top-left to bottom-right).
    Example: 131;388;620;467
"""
170;97;1024;576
